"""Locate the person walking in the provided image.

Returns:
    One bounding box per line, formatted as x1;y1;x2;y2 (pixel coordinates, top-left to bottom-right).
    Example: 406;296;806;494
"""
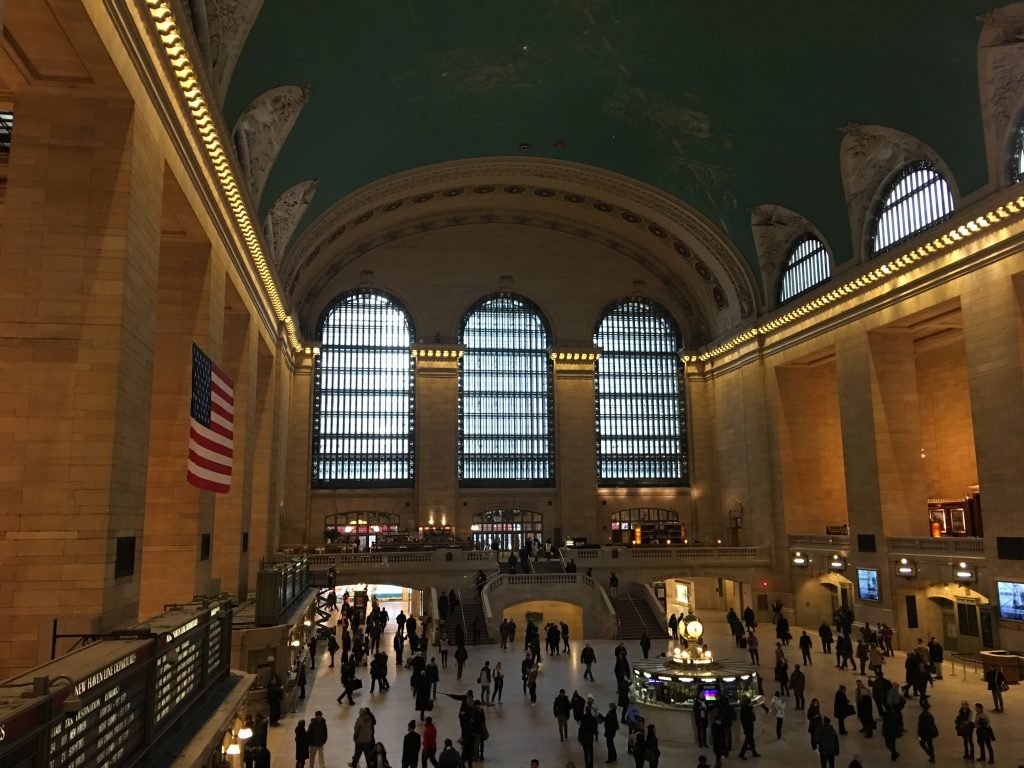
554;689;571;741
414;670;433;722
774;658;790;697
436;739;460;768
799;631;813;665
819;622;834;655
426;657;440;699
747;631;760;666
640;632;651;660
578;698;599;768
267;674;284;726
807;698;822;751
985;665;1006;712
833;685;852;736
526;662;540;705
309;635;318;670
492;661;504;704
737;696;762;759
769;691;786;739
868;644;884;676
855;680;874;738
295;720;310;768
955;701;975;759
351;707;376;768
297;663;308;700
478;661;492;704
328;634;340;668
582;643;597;681
881;706;901;761
693;693;710;747
454;642;468;680
643;724;660;768
974;703;995;764
816;717;840;768
438;635;449;670
609;573;619;598
402;720;421;768
603;702;620;762
307;711;328;768
790;664;806;710
420;718;439;768
916;699;937;763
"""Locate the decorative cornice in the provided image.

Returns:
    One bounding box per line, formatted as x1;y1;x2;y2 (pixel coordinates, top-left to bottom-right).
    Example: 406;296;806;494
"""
141;0;302;352
285;158;759;334
692;191;1024;365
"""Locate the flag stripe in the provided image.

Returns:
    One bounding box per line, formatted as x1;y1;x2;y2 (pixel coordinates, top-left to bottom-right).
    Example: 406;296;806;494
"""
188;343;234;494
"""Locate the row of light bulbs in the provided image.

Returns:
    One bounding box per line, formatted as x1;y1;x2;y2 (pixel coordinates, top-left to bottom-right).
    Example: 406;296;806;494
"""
791;551;977;582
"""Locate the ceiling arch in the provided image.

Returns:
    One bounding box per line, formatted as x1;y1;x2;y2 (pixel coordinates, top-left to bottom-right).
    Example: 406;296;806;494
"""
286;158;760;342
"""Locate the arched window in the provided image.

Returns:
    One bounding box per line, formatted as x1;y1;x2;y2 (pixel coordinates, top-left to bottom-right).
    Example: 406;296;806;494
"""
459;294;553;485
312;291;414;487
778;235;831;303
594;298;686;485
869;161;954;256
1012;122;1024;183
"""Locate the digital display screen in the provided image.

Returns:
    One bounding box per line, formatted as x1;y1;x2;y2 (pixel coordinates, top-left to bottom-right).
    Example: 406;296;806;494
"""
996;581;1024;621
702;687;719;700
857;568;880;601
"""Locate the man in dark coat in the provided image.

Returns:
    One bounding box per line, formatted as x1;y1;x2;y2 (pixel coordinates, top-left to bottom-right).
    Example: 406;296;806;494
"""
402;720;422;768
833;684;851;735
737;696;761;759
789;664;806;710
578;697;599;768
602;702;620;762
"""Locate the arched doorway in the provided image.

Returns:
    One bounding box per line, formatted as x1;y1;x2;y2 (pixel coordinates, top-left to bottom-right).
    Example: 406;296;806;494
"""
610;508;685;545
324;511;400;551
818;573;854;621
470;508;543;551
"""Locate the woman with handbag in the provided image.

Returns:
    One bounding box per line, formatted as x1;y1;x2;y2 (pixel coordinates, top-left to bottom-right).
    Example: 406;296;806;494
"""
955;700;975;759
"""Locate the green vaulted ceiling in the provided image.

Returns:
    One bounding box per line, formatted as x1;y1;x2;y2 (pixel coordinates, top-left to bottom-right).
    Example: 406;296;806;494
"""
225;0;1007;280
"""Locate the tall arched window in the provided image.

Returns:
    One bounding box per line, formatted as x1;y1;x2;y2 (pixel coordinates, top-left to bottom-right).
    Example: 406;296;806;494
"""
869;161;954;256
312;291;414;487
459;294;553;486
778;235;831;304
594;298;686;485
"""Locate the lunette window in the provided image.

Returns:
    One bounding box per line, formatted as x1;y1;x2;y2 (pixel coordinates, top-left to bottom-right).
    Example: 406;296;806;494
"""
312;291;414;487
778;235;831;303
869;161;954;256
594;298;686;485
459;294;553;485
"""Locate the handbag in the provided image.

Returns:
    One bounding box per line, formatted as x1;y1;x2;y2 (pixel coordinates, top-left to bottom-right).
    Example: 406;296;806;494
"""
351;678;363;690
999;681;1009;692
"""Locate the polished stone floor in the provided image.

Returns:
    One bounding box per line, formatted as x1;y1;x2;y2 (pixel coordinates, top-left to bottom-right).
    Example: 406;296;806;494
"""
264;614;1018;768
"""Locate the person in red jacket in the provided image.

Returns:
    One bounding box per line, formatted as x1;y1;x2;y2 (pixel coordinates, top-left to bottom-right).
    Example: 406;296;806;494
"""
420;717;438;768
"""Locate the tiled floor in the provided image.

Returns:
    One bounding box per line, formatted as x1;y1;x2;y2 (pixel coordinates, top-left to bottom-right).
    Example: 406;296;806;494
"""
265;616;1019;768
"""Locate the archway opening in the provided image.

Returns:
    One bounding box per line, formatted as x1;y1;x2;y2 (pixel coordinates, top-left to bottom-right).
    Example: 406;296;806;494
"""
324;511;400;551
470;508;543;552
610;507;685;545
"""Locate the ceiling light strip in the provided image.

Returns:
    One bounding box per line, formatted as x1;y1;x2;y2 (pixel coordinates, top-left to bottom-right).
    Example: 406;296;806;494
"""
145;0;302;352
694;199;1024;363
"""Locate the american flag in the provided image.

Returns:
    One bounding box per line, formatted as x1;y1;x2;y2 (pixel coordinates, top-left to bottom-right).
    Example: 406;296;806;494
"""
187;343;234;493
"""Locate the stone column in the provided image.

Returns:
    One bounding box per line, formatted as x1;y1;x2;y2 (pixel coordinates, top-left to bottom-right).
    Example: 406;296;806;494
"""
684;360;721;544
246;340;277;591
412;345;463;531
550;348;600;543
138;250;224;618
0;93;162;674
283;353;313;545
213;309;257;600
962;271;1024;540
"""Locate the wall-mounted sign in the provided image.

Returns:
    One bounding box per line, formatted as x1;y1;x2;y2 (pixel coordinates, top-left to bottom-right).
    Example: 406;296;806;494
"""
825;525;850;536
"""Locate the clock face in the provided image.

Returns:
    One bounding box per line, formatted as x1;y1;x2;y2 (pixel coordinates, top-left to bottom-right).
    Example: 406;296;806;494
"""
686;620;703;638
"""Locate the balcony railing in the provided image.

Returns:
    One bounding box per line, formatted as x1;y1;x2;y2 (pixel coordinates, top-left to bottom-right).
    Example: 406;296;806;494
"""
787;534;850;550
887;537;985;556
561;545;768;564
269;549;498;570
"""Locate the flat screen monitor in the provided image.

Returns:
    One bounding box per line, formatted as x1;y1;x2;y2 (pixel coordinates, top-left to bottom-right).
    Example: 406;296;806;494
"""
857;568;880;601
996;581;1024;621
701;687;719;701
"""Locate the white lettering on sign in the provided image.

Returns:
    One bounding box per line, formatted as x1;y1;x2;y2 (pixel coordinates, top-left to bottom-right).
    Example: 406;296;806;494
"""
170;618;199;640
73;653;137;697
0;723;6;742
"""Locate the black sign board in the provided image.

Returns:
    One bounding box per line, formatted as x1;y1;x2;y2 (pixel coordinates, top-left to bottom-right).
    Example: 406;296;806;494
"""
980;605;995;649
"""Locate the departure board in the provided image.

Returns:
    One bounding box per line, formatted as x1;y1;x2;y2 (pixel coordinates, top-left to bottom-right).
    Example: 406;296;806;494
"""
47;653;148;768
154;622;202;727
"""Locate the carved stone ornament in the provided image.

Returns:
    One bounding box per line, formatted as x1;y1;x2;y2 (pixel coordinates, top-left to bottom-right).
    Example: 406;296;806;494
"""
264;179;319;265
233;85;309;205
283;157;761;342
978;4;1024;183
206;0;266;104
839;124;958;262
750;205;832;307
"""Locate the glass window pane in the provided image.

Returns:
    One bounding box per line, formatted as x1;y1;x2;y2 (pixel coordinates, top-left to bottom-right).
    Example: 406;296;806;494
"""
870;162;954;256
459;295;553;483
312;291;415;486
594;299;686;485
778;235;831;304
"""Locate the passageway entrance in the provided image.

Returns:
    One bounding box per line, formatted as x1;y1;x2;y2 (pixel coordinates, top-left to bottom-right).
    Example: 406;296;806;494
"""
470;508;543;551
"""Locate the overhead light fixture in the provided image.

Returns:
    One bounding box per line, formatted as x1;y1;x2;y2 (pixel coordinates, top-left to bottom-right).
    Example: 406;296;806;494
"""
896;558;916;578
953;561;976;583
237;717;254;741
829;554;847;571
792;551;808;568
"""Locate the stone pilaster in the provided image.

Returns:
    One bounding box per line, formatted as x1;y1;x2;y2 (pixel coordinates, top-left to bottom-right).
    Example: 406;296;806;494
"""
412;344;463;532
0;93;162;674
283;355;313;544
550;347;600;542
